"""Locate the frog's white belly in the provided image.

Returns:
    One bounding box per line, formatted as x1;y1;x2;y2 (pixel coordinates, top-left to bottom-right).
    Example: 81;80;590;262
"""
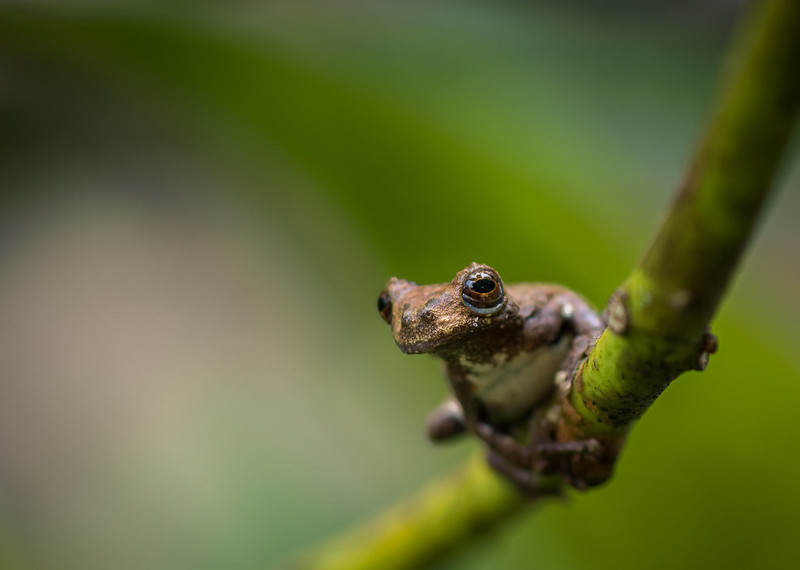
467;335;571;425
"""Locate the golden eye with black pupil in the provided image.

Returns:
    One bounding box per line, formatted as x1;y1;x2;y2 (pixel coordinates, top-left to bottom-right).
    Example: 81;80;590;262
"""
377;289;393;323
462;269;505;315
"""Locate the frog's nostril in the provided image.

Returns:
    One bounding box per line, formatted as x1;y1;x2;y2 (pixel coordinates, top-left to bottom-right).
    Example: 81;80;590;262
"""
401;308;414;327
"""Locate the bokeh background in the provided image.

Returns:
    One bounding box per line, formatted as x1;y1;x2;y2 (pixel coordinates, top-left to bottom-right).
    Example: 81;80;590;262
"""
1;1;799;569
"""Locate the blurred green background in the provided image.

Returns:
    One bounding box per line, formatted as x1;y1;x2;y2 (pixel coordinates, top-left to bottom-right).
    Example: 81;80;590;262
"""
1;1;799;569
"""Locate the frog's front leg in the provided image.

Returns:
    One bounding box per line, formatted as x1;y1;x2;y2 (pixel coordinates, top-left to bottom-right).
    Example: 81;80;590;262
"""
426;399;467;442
549;290;606;394
519;291;600;357
550;291;604;338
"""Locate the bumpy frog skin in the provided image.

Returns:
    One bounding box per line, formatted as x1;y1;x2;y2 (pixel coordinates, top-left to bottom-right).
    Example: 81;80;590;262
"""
378;263;605;490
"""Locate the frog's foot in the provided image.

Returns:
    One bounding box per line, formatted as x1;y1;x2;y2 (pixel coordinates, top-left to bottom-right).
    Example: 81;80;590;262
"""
426;399;467;442
474;422;531;468
486;452;563;498
535;438;603;458
532;438;605;488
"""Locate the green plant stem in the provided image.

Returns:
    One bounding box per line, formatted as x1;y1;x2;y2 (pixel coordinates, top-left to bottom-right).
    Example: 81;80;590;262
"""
563;0;800;441
295;0;800;566
289;454;533;569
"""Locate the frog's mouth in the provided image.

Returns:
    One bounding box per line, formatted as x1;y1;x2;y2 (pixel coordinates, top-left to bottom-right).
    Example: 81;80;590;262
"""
394;324;488;355
395;331;465;355
396;339;440;355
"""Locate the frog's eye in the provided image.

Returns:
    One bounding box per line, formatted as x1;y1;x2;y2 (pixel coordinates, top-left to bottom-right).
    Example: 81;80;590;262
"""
462;269;505;315
377;289;393;323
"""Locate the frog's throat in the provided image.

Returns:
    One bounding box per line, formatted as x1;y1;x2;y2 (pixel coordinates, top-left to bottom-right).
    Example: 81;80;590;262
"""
459;335;572;426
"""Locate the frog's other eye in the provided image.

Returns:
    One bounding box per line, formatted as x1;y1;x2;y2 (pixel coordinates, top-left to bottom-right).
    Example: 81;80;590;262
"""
462;269;505;315
377;289;393;323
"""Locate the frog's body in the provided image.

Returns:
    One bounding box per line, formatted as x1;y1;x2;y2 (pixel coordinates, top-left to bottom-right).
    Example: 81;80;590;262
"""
451;294;572;427
378;263;605;490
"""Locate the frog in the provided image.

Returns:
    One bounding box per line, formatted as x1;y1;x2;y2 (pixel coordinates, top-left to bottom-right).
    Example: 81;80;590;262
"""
377;262;605;492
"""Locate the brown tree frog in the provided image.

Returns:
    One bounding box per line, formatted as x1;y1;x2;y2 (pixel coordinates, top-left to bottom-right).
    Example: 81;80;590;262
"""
377;263;605;492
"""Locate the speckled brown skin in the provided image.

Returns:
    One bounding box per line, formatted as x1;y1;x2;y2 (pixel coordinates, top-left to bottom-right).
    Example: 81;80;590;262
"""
380;263;604;490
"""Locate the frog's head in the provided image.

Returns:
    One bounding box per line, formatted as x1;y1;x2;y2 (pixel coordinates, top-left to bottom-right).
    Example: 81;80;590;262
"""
377;263;520;354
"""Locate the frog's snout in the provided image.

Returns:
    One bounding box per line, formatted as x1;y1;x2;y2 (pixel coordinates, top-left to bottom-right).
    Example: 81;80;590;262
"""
386;277;417;301
377;278;417;325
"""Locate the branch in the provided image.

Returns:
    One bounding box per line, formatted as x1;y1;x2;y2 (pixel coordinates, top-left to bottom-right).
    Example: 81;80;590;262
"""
552;0;800;485
290;0;800;566
289;454;531;569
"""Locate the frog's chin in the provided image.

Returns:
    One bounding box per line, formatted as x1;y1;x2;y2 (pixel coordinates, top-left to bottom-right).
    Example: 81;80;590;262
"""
396;340;439;355
396;332;466;355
